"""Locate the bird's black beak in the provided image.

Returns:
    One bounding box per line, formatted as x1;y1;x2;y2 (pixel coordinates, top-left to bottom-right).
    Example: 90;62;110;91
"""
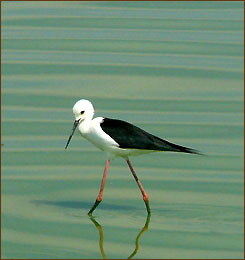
65;119;80;149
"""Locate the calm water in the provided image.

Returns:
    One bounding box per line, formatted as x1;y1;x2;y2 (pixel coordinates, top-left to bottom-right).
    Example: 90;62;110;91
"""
1;1;244;259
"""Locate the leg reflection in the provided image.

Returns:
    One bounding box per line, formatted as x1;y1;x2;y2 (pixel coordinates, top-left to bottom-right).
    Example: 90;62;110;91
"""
89;216;107;259
127;213;151;259
89;213;151;259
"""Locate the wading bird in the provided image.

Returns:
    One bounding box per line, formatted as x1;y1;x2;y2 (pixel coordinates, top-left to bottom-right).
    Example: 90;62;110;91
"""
65;99;200;215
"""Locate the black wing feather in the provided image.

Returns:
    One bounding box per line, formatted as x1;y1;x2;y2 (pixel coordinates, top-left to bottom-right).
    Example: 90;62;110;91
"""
100;118;200;154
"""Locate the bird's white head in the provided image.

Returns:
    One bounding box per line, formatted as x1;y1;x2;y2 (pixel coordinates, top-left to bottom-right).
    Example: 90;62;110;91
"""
72;99;95;122
65;99;94;149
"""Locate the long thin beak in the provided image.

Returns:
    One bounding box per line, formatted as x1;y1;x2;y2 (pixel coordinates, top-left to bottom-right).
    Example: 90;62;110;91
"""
65;119;80;149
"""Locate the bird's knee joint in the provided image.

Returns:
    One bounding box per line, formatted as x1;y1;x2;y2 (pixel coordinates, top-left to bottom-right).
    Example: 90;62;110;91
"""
143;195;149;202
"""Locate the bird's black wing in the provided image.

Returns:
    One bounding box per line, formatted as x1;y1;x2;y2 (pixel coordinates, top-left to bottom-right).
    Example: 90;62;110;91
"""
100;118;199;154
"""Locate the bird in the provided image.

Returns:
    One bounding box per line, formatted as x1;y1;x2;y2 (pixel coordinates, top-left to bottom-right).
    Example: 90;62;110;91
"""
65;99;200;215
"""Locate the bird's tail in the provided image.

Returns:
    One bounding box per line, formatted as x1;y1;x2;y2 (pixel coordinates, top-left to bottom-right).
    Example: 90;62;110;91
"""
154;136;202;155
171;144;202;155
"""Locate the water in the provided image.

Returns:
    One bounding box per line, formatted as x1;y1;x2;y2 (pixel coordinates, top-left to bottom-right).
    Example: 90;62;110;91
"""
1;1;244;259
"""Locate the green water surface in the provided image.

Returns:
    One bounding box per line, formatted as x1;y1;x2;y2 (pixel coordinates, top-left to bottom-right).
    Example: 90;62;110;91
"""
1;1;244;259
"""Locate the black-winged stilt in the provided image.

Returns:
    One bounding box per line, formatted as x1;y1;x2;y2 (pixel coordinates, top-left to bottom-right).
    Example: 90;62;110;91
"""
65;99;200;215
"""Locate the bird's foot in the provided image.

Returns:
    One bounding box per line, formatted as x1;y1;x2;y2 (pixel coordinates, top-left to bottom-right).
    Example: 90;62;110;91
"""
88;199;101;216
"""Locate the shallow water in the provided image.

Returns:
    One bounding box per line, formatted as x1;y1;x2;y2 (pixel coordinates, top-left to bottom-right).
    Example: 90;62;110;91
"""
1;1;244;259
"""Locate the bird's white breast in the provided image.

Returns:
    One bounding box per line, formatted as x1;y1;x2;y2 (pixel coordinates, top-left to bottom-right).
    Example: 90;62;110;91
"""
78;117;119;152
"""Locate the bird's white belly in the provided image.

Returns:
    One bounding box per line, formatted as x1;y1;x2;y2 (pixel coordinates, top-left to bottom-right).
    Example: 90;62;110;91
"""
82;130;116;151
81;130;155;158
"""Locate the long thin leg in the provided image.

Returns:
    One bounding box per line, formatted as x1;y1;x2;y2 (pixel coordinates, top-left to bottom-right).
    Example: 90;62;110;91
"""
88;159;110;216
126;159;151;214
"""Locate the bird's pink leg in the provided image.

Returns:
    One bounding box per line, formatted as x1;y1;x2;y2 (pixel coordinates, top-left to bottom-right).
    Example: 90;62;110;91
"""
88;159;110;215
126;159;151;214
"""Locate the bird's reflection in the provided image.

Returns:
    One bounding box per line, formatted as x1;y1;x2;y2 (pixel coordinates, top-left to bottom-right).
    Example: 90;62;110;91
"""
89;216;108;259
127;213;151;259
89;213;151;259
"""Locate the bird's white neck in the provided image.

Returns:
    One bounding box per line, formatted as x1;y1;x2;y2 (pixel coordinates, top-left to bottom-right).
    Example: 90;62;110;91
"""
78;117;93;134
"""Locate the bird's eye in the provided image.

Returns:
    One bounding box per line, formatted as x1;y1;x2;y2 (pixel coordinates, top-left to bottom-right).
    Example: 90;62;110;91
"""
80;110;85;114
